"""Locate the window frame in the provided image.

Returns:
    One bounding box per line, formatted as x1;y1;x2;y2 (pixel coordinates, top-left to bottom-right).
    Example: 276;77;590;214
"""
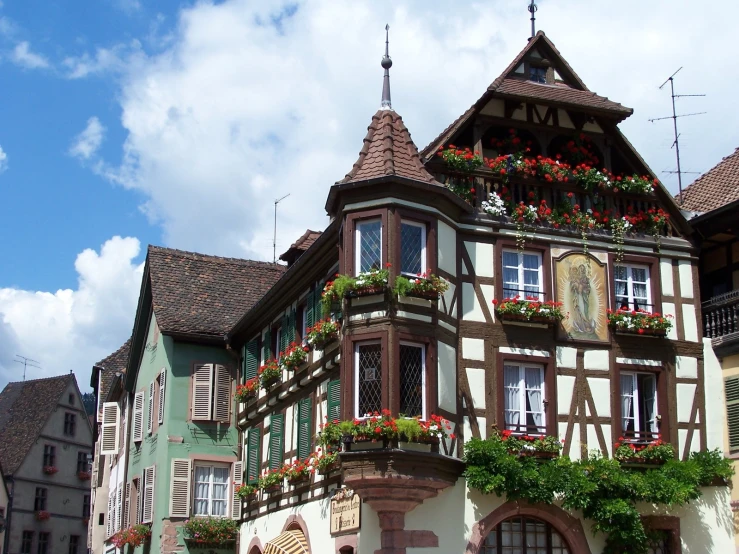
64;412;76;436
481;516;572;554
355;218;383;275
613;262;653;312
394;209;437;280
34;487;47;511
619;370;659;438
37;532;50;554
192;462;231;518
42;445;55;467
21;531;33;554
496;352;555;436
502;361;547;436
344;209;388;277
353;340;384;419
613;363;669;444
399;220;427;277
641;516;681;554
501;248;545;301
495;240;551;306
397;341;428;420
68;535;80;554
77;452;88;474
608;253;660;315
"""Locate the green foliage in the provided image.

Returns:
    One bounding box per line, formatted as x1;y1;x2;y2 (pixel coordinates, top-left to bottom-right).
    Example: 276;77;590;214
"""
183;517;238;544
395;418;423;441
393;273;449;298
464;435;733;554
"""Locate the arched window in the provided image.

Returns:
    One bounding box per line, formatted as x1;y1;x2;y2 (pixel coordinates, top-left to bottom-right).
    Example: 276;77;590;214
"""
481;516;571;554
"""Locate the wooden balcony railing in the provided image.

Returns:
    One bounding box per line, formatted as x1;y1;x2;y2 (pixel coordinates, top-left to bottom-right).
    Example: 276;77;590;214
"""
702;290;739;340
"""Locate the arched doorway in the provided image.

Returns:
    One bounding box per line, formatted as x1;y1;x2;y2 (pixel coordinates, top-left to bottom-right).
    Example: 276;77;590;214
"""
480;516;571;553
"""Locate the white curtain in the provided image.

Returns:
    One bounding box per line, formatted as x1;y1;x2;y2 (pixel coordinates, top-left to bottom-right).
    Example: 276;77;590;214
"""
642;374;657;433
525;367;544;429
502;252;519;297
504;366;520;429
212;467;228;516
621;374;635;432
194;466;210;515
522;253;541;300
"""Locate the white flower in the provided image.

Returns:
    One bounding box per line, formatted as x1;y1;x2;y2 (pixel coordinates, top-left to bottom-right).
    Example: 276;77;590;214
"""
481;191;506;216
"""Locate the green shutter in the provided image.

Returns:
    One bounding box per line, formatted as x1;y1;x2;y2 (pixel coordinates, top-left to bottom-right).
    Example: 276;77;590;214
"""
280;315;289;354
263;329;272;361
269;414;284;470
290;309;297;343
297;397;313;460
244;339;259;381
246;428;261;484
726;377;739;451
305;290;315;331
315;282;324;321
327;380;341;422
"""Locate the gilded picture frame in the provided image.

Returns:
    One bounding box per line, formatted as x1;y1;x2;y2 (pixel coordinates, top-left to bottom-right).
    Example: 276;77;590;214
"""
555;251;609;342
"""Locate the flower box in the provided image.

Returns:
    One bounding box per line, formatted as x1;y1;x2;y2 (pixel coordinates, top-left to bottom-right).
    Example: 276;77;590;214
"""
398;441;432;453
35;511;50;521
498;312;558;327
318;460;341;475
263;484;282;494
606;308;672;336
349;439;387;451
42;466;58;475
612;327;667;338
77;471;91;481
519;450;559;460
261;375;281;390
347;286;386;298
184;539;236;551
287;473;310;486
406;289;440;301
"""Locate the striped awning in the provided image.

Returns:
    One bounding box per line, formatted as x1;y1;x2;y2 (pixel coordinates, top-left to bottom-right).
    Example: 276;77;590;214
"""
263;529;309;554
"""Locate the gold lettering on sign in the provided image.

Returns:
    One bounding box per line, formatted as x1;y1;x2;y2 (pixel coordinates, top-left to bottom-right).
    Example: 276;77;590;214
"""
330;491;361;535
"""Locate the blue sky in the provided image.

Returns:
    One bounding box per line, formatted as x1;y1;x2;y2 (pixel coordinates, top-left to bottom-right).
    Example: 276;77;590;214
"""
1;0;737;389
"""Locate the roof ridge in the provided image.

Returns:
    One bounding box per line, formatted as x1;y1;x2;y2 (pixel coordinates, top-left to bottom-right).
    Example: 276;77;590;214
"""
4;373;73;386
147;245;285;268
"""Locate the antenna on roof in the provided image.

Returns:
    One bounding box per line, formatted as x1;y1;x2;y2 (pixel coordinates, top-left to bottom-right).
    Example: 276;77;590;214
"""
273;194;290;263
528;0;538;38
648;67;706;205
14;354;41;381
381;24;393;110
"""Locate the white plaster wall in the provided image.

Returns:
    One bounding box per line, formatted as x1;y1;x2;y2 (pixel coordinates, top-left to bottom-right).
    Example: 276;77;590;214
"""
464;241;495;278
678;260;694;299
677;384;697;424
557;375;575;416
586;377;611;418
480;98;505;117
438;342;457;414
499;347;549;358
662;302;678;340
660;259;675;298
437;220;456;275
556;346;577;369
682;304;699;342
462;338;485;361
583;350;609;371
676;356;698;379
462;282;486;322
466;368;486;409
480;284;495;316
441;282;457;318
463;415;487;442
704;339;726;450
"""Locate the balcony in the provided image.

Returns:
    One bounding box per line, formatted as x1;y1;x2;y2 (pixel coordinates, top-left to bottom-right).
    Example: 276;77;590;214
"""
702;290;739;356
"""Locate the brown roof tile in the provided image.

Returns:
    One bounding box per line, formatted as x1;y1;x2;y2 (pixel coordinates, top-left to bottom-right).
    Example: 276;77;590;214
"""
341;109;437;185
95;339;131;402
147;246;286;337
492;79;631;115
279;230;322;264
0;374;75;474
678;148;739;213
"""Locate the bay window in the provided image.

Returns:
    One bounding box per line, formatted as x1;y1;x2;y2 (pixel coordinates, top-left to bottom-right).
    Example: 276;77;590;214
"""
399;343;425;418
503;362;545;434
356;219;382;273
355;342;382;417
400;220;426;276
193;464;229;517
502;250;543;301
620;372;658;440
614;264;652;312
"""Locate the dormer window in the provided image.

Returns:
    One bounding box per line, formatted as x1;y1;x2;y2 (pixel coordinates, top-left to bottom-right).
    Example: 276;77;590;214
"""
530;66;547;83
356;219;382;273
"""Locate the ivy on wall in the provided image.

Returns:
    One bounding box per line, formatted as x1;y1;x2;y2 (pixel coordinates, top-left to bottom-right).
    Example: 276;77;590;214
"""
463;435;734;554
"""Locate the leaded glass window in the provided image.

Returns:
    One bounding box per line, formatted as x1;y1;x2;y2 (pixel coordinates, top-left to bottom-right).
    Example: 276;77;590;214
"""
356;220;382;273
399;343;424;418
400;221;425;275
614;264;651;312
355;343;382;417
481;516;571;554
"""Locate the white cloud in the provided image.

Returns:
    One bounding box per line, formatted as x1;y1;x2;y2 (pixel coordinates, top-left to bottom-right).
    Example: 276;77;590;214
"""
63;41;141;79
0;237;144;389
12;41;50;69
0;145;7;173
69;117;106;160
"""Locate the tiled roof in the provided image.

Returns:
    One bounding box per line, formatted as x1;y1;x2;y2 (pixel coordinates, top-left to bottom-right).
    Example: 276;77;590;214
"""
279;230;322;264
340;109;437;184
0;374;75;475
147;246;285;337
95;339;131;402
678;148;739;213
492;79;631;115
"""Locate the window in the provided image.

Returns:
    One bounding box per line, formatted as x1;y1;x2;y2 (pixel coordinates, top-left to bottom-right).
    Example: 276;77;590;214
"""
355;342;382;417
529;66;547;83
68;535;80;554
34;488;47;511
37;532;49;554
68;393;74;405
327;379;341;422
77;452;88;474
614;264;652;312
502;250;543;301
504;363;545;434
193;464;229;517
268;414;285;470
399;343;425;418
141;466;155;524
620;372;658;440
646;532;672;554
481;516;570;554
21;532;33;554
191;363;231;422
64;413;76;436
42;445;55;467
356;219;382;273
400;220;426;275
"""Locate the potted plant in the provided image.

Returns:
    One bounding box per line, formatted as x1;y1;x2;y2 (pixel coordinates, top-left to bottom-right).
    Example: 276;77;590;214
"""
346;410;398;450
35;510;50;521
394;272;449;301
306;319;340;350
310;449;340;475
42;466;58;475
279;342;309;371
183;517;238;549
258;359;281;390
234;377;259;403
348;268;389;298
111;524;151;549
317;418;343;452
614;437;674;466
493;297;566;325
282;459;311;486
257;468;284;494
607;308;673;336
77;470;91;481
497;430;563;459
436;145;483;204
234;483;257;501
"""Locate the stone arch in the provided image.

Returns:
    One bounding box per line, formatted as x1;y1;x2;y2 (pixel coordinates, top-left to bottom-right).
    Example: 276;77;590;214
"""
282;513;312;554
465;500;592;554
246;536;263;554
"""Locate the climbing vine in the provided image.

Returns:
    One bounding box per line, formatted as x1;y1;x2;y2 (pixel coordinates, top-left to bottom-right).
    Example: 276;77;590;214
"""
463;434;733;554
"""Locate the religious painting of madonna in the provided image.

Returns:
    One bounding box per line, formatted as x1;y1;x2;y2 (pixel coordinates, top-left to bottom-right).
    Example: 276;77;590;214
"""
555;252;609;342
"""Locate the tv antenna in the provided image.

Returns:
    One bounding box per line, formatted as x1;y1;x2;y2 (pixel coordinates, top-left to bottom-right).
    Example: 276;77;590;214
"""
273;193;290;263
648;67;706;205
528;0;538;38
14;355;41;381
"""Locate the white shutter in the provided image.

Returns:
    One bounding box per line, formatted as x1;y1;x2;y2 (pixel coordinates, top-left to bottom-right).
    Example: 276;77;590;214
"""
106;494;112;537
132;391;144;442
133;478;141;525
231;461;243;520
142;465;155;523
100;403;120;455
116;486;123;532
192;364;214;420
147;380;155;435
158;369;166;424
169;458;192;518
123;482;131;529
213;364;231;422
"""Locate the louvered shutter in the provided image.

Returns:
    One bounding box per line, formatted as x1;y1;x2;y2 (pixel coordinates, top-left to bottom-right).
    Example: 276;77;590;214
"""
213;364;231;422
315;282;324;320
169;458;192;518
726;377;739;451
327;379;341;422
106;494;112;537
279;315;288;354
100;403;120;455
142;466;155;523
231;461;243;520
264;329;272;360
269;414;285;470
192;364;214;421
132;478;141;525
297;397;313;460
305;290;315;330
158;369;166;424
147;381;155;434
132;391;144;442
244;340;259;381
246;428;261;484
290;309;297;343
123;482;131;529
116;486;123;531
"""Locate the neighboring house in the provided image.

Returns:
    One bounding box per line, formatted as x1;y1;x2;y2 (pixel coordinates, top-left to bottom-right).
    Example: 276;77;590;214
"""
680;147;739;553
89;339;131;554
0;374;93;554
112;246;284;553
0;464;9;554
225;30;733;554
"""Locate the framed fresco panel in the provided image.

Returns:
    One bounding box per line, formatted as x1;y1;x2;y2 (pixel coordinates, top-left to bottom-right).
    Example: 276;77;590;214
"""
555;252;609;342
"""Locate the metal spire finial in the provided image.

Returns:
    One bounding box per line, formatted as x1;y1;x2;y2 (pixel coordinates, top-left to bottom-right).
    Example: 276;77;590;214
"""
528;0;538;38
381;24;393;110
